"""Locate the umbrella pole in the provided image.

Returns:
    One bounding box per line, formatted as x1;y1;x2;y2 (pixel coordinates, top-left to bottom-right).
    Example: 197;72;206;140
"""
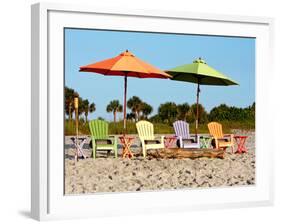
123;75;127;133
195;83;200;139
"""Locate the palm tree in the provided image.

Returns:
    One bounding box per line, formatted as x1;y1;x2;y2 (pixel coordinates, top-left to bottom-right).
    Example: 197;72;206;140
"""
190;103;208;124
78;96;85;118
158;102;178;124
177;103;190;121
208;104;229;121
141;102;153;119
89;102;96;118
126;112;136;121
64;87;76;121
82;99;89;122
127;96;142;121
106;100;123;122
81;100;96;123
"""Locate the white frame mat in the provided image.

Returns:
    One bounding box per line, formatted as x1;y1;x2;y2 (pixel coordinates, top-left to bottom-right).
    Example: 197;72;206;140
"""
31;2;274;221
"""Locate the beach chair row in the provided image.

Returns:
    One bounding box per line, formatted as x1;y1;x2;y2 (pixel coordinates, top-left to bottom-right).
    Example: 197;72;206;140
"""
88;119;234;159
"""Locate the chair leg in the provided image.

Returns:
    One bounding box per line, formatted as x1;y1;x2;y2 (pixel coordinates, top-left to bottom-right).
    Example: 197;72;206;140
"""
91;139;96;159
93;148;96;159
114;138;118;158
215;139;219;149
143;147;146;158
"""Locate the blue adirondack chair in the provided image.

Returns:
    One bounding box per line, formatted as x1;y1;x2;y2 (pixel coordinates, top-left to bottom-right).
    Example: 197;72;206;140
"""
173;120;200;149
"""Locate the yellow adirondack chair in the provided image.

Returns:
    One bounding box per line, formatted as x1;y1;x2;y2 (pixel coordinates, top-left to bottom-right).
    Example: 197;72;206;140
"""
136;120;165;158
207;122;234;152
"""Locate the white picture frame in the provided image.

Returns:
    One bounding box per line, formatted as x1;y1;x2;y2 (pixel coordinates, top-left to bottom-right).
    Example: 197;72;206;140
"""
31;2;274;221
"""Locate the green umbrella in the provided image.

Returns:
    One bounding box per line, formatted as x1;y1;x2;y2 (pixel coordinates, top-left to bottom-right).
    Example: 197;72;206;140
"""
166;58;238;136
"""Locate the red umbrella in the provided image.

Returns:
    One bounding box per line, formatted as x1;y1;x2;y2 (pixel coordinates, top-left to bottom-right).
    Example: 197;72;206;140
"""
79;50;171;130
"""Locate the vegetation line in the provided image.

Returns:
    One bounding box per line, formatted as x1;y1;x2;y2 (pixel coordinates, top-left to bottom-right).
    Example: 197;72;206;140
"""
65;86;255;135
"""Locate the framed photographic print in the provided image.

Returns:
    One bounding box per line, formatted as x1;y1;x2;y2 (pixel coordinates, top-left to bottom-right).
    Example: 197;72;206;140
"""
31;2;274;221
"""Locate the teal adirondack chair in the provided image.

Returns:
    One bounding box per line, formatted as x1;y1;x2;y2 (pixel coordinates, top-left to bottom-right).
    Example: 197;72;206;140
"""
88;120;118;159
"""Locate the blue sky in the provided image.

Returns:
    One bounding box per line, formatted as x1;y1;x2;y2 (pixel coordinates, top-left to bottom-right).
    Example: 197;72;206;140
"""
65;28;255;121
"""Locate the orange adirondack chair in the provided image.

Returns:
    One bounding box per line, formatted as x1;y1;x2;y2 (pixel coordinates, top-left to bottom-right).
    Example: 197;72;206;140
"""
207;122;234;152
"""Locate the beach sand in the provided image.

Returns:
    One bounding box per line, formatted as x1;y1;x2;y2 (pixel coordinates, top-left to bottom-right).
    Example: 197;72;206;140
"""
64;130;255;194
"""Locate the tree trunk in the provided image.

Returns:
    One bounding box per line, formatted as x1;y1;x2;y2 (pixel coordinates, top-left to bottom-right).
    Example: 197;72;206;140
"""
136;111;139;121
113;111;117;123
68;104;72;122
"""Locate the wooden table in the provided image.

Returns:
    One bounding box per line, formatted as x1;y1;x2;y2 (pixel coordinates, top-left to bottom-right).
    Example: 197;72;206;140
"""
164;136;177;148
119;135;134;158
199;136;212;149
70;136;88;161
234;135;248;153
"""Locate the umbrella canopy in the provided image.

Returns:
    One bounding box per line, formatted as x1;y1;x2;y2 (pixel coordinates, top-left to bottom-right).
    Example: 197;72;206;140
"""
80;50;170;78
166;58;238;136
167;58;238;85
80;50;171;131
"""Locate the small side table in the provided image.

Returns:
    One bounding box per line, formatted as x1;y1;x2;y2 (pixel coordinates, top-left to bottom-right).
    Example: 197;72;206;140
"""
164;136;177;148
119;135;134;159
234;135;248;153
200;136;212;149
70;136;88;162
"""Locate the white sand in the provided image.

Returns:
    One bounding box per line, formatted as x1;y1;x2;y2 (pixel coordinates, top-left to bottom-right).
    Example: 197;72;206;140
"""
64;130;255;194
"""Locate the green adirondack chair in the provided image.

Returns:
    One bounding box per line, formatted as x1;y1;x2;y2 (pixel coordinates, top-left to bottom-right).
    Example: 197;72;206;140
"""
136;120;165;158
88;120;118;159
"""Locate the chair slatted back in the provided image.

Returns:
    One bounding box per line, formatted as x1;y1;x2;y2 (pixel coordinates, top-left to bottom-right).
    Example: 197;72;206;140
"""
173;120;190;139
208;122;224;138
136;120;154;140
89;120;109;139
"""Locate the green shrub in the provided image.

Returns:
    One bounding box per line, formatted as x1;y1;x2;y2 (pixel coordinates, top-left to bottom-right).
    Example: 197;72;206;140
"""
64;120;90;135
108;121;137;135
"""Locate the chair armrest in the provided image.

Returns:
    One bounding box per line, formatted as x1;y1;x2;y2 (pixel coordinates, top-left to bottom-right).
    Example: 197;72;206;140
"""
108;135;117;140
144;139;161;144
212;134;234;148
95;137;115;145
90;136;96;141
153;136;165;144
219;134;234;141
112;136;118;145
160;135;165;144
217;137;228;140
184;135;200;143
227;134;234;143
